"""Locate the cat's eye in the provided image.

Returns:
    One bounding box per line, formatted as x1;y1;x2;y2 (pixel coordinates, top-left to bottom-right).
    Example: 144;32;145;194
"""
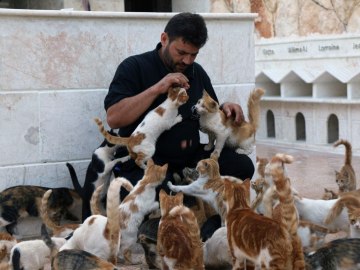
351;219;356;225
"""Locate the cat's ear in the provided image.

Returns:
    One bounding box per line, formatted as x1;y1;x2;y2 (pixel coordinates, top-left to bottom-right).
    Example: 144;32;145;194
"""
202;90;209;97
159;189;167;202
162;163;169;172
243;179;251;191
175;192;184;203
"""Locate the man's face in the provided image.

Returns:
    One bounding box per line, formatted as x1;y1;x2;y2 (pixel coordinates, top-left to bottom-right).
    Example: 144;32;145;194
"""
160;33;199;73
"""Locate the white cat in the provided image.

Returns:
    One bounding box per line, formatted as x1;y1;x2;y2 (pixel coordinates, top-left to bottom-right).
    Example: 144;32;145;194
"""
95;86;188;169
60;177;131;265
203;227;232;268
118;159;168;264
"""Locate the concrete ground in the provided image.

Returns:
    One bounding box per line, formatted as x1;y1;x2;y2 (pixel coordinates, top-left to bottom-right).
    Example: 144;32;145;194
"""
20;141;360;269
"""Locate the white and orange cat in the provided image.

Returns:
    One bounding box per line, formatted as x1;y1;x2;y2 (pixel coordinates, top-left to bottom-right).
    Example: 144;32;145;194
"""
194;88;264;158
118;159;168;264
60;177;129;265
157;190;204;270
334;139;357;194
95;86;188;169
167;156;243;224
223;178;293;269
324;194;360;238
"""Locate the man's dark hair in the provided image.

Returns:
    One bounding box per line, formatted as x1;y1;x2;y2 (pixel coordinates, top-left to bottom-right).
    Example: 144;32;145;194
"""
164;12;208;48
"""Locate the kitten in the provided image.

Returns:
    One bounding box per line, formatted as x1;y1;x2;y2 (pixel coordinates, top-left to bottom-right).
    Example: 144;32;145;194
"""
118;159;168;264
334;139;357;193
194;88;264;158
9;231;66;270
321;188;338;200
223;178;293;269
40;189;81;238
270;165;305;270
324;194;360;238
157;190;204;270
95;86;189;169
203;227;232;269
66;130;130;221
0;185;81;235
304;238;360;270
60;177;128;265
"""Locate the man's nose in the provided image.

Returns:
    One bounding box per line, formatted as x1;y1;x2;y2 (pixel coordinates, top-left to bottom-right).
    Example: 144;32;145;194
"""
183;54;195;65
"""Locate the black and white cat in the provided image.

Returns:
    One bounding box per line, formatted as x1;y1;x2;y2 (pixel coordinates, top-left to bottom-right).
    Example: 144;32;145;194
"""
66;129;129;221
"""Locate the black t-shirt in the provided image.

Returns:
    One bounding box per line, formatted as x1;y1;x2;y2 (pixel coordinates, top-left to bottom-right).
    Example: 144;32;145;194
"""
104;43;218;167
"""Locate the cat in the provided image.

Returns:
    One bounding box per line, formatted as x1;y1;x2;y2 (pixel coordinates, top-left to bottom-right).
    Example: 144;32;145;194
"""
297;220;333;253
250;156;270;212
334;139;357;194
168;156;244;225
324;194;360;238
270;165;305;270
41;222;119;270
118;159;168;264
194;88;264;158
294;195;349;232
0;232;17;263
59;177;128;265
9;227;66;270
66;129;130;221
223;178;293;269
304;238;360;270
321;188;338;200
40;189;81;238
157;190;204;270
202;227;232;269
0;185;81;235
95;86;189;169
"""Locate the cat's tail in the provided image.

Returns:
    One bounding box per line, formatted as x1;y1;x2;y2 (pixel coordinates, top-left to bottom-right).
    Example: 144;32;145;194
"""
106;177;133;265
40;223;58;259
90;184;104;216
65;162;83;198
334;139;352;166
247;87;265;130
324;194;360;225
94;117;130;146
41;189;63;232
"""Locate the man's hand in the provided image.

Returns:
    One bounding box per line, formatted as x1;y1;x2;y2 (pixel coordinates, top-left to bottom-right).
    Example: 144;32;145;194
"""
153;73;190;95
220;102;244;125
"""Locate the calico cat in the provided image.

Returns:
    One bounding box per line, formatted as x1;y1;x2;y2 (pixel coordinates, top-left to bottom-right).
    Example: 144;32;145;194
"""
60;177;127;265
270;166;305;270
324;194;360;238
334;139;357;193
0;232;17;263
168;156;243;225
40;189;81;238
0;185;81;235
66;129;130;221
223;178;293;269
118;159;168;264
95;86;189;169
304;238;360;270
194;88;264;158
157;190;204;270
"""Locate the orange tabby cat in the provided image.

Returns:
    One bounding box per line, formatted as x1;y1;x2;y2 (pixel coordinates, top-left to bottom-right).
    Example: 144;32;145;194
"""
157;190;204;270
194;88;264;158
223;178;293;269
95;86;188;169
270;166;305;270
334;139;357;193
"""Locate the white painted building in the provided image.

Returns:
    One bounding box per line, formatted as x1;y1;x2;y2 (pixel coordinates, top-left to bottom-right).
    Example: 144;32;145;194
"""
255;34;360;154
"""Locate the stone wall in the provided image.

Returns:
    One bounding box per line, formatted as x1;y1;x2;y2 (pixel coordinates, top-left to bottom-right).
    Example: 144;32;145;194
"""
0;10;256;190
211;0;360;38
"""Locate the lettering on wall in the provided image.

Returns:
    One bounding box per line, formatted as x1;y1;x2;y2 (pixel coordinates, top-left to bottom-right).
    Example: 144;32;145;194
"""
318;44;340;51
263;49;275;56
288;46;308;53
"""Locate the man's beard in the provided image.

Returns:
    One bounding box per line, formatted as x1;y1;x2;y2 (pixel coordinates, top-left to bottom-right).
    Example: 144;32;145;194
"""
163;46;188;72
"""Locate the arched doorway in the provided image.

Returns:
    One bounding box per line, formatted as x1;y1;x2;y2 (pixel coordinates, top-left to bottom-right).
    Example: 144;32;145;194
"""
327;114;339;143
295;112;306;141
266;110;275;138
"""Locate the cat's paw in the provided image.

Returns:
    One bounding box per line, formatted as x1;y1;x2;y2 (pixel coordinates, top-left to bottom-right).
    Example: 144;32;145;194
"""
175;115;183;123
167;181;178;191
235;147;253;155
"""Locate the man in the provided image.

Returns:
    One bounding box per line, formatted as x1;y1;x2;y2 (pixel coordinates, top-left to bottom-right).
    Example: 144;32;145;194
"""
104;12;254;195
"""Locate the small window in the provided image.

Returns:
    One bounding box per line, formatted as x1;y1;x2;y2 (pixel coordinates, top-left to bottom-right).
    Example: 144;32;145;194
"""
327;114;339;143
266;110;275;138
295;112;306;141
